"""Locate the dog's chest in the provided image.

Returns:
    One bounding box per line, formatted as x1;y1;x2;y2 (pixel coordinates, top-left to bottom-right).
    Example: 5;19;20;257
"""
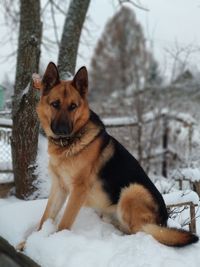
49;153;87;189
58;161;78;189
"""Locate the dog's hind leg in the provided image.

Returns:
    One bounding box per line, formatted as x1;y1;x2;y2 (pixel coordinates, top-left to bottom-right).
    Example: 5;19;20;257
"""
117;184;157;234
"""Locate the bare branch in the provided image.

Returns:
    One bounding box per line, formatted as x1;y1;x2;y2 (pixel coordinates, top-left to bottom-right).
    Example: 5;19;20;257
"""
118;0;149;11
50;0;67;16
41;0;50;15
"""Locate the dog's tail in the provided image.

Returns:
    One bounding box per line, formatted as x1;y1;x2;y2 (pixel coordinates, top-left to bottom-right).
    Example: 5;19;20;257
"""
142;224;199;247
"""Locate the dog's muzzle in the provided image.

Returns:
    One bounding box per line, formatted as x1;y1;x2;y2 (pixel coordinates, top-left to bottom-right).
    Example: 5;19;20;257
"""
50;120;73;137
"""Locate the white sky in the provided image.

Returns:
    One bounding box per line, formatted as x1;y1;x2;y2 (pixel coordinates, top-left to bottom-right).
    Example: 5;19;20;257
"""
0;0;200;84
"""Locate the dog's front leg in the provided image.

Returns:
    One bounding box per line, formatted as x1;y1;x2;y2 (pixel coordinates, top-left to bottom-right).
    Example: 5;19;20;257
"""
39;176;67;230
17;174;67;251
58;184;87;231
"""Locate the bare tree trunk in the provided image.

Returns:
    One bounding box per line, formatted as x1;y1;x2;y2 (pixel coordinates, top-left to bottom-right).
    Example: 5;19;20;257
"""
11;0;42;199
57;0;90;78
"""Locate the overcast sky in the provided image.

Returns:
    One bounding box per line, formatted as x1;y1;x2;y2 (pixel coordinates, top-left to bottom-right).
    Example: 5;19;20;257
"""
0;0;200;84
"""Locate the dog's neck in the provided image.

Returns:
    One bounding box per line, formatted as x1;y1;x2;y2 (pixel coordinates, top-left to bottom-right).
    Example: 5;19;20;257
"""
48;127;87;148
48;120;104;151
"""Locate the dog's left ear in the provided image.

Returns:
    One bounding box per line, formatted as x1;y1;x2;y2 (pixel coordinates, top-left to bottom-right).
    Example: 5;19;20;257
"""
32;62;60;93
72;66;88;97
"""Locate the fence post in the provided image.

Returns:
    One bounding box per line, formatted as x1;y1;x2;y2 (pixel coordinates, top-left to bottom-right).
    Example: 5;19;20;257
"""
189;203;196;233
162;114;168;178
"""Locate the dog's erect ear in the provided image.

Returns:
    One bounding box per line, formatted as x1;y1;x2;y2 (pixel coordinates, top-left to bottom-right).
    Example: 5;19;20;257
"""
42;62;60;94
72;66;88;97
32;62;60;94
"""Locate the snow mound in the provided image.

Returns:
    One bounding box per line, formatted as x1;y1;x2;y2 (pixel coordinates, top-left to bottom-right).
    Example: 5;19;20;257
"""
0;198;200;267
163;190;199;206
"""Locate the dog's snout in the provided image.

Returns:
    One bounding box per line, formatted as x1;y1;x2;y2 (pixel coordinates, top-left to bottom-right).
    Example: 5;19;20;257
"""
51;120;72;136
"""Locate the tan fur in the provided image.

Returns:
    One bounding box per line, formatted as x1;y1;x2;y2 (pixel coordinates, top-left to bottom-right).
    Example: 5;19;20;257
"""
116;184;197;246
84;141;114;210
85;180;111;210
38;89;115;229
38;167;68;230
34;66;118;232
37;81;90;139
43;137;105;230
117;184;158;234
142;224;195;247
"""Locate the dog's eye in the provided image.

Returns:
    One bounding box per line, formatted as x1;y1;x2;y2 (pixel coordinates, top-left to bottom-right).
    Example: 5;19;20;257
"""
51;100;60;109
69;103;78;111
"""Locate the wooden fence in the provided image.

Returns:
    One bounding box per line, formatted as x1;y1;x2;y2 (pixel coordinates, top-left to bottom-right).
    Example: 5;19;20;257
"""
103;110;195;177
0;109;195;178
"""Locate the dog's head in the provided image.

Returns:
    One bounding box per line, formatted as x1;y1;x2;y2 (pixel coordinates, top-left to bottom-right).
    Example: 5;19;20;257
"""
33;62;90;138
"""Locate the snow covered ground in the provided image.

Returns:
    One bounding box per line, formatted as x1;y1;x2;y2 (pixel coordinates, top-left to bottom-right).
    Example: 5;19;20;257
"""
0;196;200;267
1;118;200;266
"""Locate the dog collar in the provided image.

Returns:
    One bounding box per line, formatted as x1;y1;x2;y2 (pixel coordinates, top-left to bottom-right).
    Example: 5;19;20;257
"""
48;131;84;147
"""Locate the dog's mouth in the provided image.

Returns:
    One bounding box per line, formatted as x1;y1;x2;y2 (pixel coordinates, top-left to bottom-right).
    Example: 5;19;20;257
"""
53;133;72;139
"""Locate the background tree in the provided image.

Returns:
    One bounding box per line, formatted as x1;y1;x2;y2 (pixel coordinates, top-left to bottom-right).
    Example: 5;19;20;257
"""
10;0;91;199
90;6;153;101
11;0;42;199
58;0;91;78
89;6;162;166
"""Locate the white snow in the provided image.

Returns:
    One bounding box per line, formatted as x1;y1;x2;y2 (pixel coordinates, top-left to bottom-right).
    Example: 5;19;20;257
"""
172;168;200;182
33;134;50;199
21;82;31;97
0;196;200;267
0;173;13;184
103;116;137;127
0;118;12;127
0;161;12;171
163;190;199;206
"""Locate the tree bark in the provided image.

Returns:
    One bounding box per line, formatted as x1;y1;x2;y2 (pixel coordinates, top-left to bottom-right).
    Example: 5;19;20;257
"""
57;0;90;78
11;0;42;199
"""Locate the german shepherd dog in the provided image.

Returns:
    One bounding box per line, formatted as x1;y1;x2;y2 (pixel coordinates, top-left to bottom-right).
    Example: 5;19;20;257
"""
32;62;198;247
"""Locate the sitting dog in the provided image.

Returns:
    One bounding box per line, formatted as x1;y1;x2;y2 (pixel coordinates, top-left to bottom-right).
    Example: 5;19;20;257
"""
31;62;198;247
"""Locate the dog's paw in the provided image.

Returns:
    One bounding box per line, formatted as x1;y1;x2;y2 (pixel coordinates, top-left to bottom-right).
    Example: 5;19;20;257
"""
16;241;26;251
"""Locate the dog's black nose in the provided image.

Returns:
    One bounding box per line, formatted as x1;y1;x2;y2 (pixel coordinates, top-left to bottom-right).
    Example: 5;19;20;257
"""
51;120;72;136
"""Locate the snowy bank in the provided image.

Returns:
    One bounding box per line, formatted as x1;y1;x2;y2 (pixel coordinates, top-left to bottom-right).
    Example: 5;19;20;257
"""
0;197;200;267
